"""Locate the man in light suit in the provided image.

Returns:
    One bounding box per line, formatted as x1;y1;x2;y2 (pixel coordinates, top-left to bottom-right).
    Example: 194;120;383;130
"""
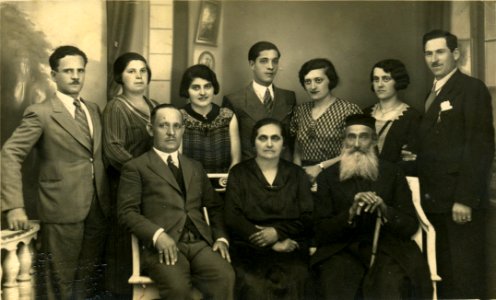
118;104;234;300
1;46;109;299
416;29;494;298
223;41;296;160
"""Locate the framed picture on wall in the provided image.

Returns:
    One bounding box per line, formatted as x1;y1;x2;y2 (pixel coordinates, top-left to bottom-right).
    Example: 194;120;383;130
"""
195;1;221;46
198;50;215;70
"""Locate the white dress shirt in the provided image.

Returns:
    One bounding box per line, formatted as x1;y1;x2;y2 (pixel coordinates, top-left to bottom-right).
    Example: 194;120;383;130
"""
252;81;274;104
56;90;94;137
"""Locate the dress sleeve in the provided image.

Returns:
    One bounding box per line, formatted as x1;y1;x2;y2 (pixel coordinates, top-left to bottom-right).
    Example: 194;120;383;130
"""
103;101;133;170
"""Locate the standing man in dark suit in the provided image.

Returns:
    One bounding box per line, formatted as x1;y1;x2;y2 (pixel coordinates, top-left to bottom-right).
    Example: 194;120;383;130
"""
1;45;109;299
118;104;234;300
223;41;296;160
416;29;494;298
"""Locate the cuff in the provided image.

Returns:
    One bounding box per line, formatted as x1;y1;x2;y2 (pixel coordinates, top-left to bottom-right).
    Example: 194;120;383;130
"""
152;228;165;246
216;237;229;247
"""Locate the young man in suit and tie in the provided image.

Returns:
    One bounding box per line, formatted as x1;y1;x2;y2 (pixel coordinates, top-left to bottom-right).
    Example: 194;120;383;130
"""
1;46;109;299
118;104;234;300
223;41;296;160
416;29;494;298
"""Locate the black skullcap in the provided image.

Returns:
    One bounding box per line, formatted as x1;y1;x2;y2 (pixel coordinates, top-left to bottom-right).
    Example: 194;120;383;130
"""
345;114;376;130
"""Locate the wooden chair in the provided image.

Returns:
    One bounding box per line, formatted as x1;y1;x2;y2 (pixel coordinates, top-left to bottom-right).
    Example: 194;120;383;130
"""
128;173;228;300
406;176;441;300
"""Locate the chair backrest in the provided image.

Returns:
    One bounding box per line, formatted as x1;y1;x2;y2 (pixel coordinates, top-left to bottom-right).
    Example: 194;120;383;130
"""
406;176;441;300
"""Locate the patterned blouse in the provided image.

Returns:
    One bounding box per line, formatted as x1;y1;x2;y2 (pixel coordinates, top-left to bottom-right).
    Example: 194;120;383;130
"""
290;98;362;165
181;103;234;173
103;95;157;171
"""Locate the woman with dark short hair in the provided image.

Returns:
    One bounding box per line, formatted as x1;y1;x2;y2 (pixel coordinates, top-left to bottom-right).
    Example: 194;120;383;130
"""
363;59;420;167
103;52;158;298
179;64;240;172
225;118;313;300
290;58;361;184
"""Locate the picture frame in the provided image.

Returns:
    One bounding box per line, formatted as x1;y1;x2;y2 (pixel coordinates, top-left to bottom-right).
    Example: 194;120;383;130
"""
197;50;216;70
195;0;221;46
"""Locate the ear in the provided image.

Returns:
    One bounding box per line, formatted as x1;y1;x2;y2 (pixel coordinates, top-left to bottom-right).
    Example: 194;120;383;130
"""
249;60;255;70
146;123;154;137
50;70;57;79
453;48;461;61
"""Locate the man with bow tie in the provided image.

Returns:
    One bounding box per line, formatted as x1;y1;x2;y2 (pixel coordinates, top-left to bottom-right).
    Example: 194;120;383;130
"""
416;29;494;298
1;45;110;299
118;104;234;300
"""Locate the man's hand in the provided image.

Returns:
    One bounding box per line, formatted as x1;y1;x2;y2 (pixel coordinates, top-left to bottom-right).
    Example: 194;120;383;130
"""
156;232;178;265
348;192;387;224
272;239;299;253
303;165;322;183
401;145;417;161
6;208;31;230
249;225;278;247
452;202;472;224
212;240;231;263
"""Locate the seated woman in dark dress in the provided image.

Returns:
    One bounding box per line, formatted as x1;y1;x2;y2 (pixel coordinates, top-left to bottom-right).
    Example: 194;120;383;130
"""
363;59;421;169
225;118;313;300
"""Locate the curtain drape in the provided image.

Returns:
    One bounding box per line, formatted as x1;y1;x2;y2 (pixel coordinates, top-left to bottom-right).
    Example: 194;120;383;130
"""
106;1;149;100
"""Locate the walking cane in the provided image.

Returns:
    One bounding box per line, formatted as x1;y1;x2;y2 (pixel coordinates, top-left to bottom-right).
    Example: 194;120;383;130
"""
369;211;382;268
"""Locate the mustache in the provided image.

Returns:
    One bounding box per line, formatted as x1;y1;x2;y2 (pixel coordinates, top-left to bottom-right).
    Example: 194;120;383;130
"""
70;80;80;84
431;63;441;67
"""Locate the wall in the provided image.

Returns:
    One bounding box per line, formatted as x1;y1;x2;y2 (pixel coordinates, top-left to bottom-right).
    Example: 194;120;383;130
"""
221;1;429;111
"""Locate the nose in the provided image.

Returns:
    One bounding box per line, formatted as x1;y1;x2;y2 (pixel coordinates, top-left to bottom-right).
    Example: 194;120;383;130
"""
377;79;384;87
267;61;273;70
166;126;175;136
310;81;317;90
136;72;142;79
199;87;206;95
353;137;360;148
71;70;80;80
267;138;273;147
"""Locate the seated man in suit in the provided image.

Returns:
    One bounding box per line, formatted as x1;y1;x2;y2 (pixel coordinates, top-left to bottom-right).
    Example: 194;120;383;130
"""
118;104;234;300
223;41;296;160
311;114;432;299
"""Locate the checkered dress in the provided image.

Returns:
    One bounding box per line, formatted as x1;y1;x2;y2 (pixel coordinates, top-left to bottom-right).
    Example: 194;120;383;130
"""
181;104;233;173
290;98;362;164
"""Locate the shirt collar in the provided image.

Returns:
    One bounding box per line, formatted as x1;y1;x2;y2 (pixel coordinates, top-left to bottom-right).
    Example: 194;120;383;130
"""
153;148;179;167
252;81;274;102
433;67;457;93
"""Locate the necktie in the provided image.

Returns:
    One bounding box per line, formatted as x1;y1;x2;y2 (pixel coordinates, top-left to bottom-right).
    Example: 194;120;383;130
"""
424;83;437;112
167;155;181;183
263;88;273;113
73;99;92;146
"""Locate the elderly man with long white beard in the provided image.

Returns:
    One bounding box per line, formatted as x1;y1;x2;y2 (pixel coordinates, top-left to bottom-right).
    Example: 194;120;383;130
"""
310;114;432;300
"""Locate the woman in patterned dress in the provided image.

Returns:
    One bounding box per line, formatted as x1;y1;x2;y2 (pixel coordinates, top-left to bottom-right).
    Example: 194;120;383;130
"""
290;58;361;184
180;64;241;173
103;52;158;298
363;59;420;169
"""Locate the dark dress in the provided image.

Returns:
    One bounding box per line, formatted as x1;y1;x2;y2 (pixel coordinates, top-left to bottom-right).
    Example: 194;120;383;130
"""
225;159;313;300
181;103;234;173
102;94;157;296
364;103;420;175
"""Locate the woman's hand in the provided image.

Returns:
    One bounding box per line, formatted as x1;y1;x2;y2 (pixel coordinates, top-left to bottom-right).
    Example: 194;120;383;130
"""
249;225;279;247
272;239;299;253
303;164;322;183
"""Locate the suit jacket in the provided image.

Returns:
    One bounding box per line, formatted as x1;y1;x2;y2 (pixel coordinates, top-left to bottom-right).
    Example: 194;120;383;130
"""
223;83;296;160
417;70;495;213
118;150;227;249
311;161;432;297
1;95;109;223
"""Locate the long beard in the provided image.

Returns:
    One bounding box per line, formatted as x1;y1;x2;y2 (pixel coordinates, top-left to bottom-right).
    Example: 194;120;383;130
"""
339;146;379;182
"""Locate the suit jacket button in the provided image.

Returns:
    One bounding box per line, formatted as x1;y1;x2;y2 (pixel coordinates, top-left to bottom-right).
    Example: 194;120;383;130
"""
177;228;183;233
425;193;431;200
89;158;94;162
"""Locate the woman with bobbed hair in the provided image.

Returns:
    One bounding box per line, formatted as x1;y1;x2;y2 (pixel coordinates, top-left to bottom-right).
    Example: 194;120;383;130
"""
103;52;158;298
290;58;361;184
363;59;420;165
225;118;313;300
179;64;241;173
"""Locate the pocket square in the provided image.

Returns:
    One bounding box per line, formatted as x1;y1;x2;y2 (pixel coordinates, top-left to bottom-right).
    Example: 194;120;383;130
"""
440;100;453;112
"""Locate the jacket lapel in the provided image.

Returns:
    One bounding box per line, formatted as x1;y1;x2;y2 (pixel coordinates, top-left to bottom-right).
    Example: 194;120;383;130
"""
146;151;183;194
50;96;92;152
271;86;291;120
178;154;194;201
243;84;268;121
421;70;460;132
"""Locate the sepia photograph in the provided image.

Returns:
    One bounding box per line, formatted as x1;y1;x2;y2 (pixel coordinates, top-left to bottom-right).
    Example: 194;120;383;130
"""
1;1;495;299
